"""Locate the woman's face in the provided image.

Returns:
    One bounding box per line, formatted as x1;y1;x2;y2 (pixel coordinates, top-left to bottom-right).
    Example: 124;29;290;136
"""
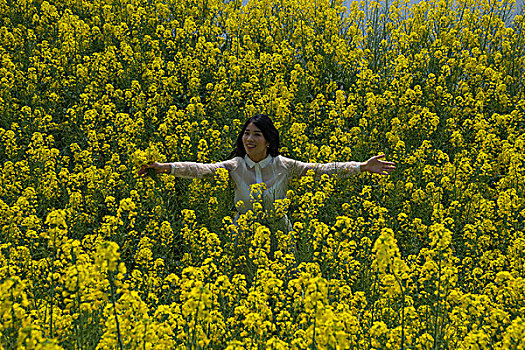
242;122;269;162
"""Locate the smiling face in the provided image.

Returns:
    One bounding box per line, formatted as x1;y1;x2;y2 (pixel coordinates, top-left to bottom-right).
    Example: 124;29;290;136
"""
242;122;270;162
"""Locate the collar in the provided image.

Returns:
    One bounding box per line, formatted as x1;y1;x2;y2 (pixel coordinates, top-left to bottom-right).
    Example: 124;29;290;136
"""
245;155;272;169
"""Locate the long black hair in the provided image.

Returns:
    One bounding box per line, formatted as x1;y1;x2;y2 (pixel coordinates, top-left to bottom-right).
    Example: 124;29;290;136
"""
230;114;280;158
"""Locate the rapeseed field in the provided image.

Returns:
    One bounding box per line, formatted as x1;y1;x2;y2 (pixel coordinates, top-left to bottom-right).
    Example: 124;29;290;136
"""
1;0;524;348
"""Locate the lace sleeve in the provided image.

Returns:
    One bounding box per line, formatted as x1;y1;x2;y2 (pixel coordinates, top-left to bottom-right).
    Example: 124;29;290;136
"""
280;156;361;178
168;158;238;179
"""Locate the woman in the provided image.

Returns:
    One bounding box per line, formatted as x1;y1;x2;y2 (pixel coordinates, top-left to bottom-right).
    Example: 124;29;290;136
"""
138;114;395;224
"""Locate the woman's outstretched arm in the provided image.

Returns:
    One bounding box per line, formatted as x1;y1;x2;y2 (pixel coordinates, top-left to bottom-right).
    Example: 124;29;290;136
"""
283;154;395;177
138;159;238;178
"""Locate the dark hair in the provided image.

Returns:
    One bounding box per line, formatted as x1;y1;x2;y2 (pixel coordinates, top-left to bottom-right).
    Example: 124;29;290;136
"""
230;114;280;158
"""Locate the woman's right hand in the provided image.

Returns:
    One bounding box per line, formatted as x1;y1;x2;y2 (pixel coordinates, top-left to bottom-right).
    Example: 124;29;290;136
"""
138;162;170;177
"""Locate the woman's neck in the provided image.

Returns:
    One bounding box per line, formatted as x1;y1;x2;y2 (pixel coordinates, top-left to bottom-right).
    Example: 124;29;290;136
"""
247;152;268;163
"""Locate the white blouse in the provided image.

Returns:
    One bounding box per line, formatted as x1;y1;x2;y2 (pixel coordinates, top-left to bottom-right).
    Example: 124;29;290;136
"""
169;155;361;214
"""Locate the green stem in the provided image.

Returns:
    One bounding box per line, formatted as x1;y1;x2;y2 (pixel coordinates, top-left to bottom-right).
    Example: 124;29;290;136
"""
392;272;406;350
190;286;205;349
311;299;317;350
433;254;443;350
108;271;124;350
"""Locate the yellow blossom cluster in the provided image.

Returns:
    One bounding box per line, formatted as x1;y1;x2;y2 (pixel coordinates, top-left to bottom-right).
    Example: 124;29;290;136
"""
1;0;525;348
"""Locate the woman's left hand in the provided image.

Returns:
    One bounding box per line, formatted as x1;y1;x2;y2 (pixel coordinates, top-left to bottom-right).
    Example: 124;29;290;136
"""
361;155;396;175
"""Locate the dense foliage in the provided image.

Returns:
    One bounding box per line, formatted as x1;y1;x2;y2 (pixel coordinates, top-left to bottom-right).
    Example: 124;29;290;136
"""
1;0;524;348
